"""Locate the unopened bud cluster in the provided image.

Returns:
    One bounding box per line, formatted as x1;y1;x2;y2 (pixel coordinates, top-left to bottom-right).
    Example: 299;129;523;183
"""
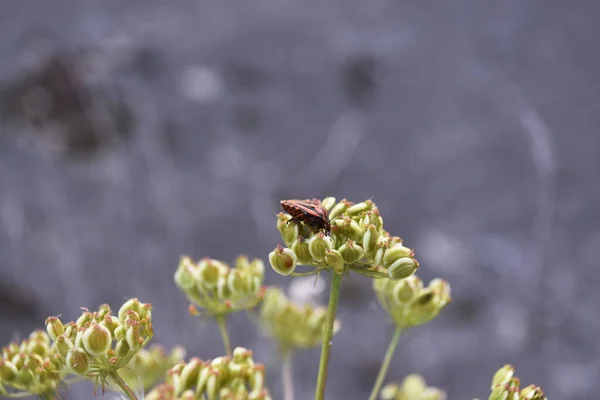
488;365;547;400
0;330;63;398
373;275;451;329
146;347;271;400
175;255;265;317
120;344;186;391
380;374;446;400
259;287;341;352
271;197;419;279
46;298;153;378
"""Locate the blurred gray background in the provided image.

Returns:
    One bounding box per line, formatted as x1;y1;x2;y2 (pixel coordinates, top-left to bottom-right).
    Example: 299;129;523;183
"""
1;1;599;399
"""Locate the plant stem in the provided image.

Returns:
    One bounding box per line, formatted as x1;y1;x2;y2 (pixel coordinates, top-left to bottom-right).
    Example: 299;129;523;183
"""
109;371;139;400
314;272;343;400
216;314;232;356
281;350;295;400
367;326;403;400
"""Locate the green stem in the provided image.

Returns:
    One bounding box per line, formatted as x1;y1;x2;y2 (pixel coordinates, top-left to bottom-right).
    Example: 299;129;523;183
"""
367;326;403;400
281;350;295;400
216;315;232;356
109;371;139;400
314;272;343;400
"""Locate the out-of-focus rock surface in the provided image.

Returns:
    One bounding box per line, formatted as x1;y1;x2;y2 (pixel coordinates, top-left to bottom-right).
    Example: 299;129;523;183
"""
1;1;599;399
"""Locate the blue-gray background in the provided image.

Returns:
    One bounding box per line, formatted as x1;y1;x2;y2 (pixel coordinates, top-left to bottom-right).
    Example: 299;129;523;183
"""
1;1;598;399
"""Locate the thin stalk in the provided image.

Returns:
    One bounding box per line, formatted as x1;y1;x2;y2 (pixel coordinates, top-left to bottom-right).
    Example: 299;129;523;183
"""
367;327;403;400
109;371;139;400
314;272;343;400
216;315;232;356
281;350;295;400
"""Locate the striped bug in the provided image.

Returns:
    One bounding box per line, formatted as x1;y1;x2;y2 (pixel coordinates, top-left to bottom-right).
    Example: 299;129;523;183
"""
280;199;331;236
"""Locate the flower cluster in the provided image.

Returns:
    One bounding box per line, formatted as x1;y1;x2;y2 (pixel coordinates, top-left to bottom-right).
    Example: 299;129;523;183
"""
488;365;547;400
373;275;451;329
380;374;446;400
46;299;153;384
259;287;341;353
146;347;271;400
174;255;265;317
120;344;186;392
0;330;63;398
270;197;419;279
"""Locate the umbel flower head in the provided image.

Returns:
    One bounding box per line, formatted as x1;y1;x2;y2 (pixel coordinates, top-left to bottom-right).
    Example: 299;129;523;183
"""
0;330;63;398
380;374;446;400
487;365;547;400
119;344;186;392
46;299;153;389
175;255;265;317
146;347;271;400
271;197;419;279
259;286;341;353
373;275;451;329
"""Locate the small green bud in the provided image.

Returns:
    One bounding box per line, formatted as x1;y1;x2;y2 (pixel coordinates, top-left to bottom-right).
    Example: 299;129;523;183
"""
0;360;18;381
115;339;130;358
328;199;350;220
114;325;126;341
66;348;89;375
338;240;365;264
82;323;112;357
321;197;336;210
345;200;373;216
387;257;419;280
492;365;515;389
196;259;224;290
291;238;314;265
217;276;232;300
520;385;546;400
380;383;400;399
118;298;142;325
17;369;34;386
177;358;203;394
235;255;250;270
45;316;65;341
307;233;334;262
249;258;265;276
324;249;344;273
333;217;362;239
55;334;73;358
250;364;266;392
277;213;299;247
227;269;249;294
392;277;418;305
175;257;196;290
362;224;379;258
402;374;427;396
382;245;414;268
269;244;298;276
100;315;121;335
206;370;220;400
126;321;141;350
76;311;92;327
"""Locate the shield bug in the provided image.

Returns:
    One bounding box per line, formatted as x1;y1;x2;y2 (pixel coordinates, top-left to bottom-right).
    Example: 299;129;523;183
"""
280;199;331;236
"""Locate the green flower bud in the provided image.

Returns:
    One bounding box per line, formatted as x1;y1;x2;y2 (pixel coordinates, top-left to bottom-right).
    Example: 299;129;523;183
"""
126;321;141;350
55;334;73;358
17;369;34;386
362;224;379;258
321;197;336;210
333;217;362;239
328;199;350;220
217;276;232;301
76;311;92;327
382;245;414;268
489;385;516;400
401;374;426;396
277;213;299;247
338;240;365;264
66;348;89;375
291;238;314;265
307;233;334;262
0;360;18;381
492;365;515;389
227;269;249;294
115;339;130;358
26;338;47;357
345;200;374;216
249;258;265;276
100;315;121;335
45;317;65;341
175;257;196;290
269;244;298;276
118;298;142;325
114;325;126;342
387;257;419;280
250;364;266;392
235;255;250;270
392;277;418;305
177;358;203;394
380;383;400;399
520;385;546;400
324;249;344;273
206;370;220;400
196;259;224;290
82;323;112;357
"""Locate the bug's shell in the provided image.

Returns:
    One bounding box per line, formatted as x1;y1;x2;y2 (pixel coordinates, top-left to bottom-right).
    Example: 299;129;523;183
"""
280;199;331;235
